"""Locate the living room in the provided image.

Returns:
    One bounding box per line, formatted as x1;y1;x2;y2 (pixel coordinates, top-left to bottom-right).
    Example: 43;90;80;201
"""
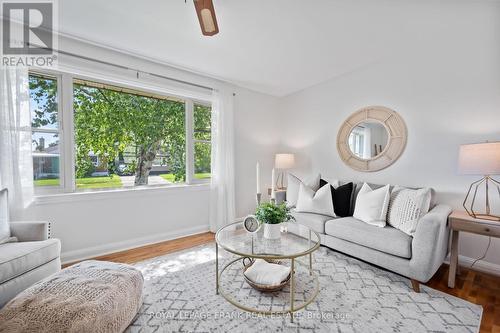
0;0;499;332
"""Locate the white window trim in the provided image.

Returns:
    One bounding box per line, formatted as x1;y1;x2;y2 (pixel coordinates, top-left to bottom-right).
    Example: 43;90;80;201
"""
30;67;212;197
35;183;210;205
61;73;76;193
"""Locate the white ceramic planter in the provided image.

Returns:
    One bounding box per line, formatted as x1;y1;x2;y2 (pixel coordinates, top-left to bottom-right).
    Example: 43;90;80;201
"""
263;223;281;240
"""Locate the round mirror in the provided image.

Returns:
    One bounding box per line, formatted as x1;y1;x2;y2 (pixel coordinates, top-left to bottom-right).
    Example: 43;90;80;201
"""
337;106;407;172
348;120;389;160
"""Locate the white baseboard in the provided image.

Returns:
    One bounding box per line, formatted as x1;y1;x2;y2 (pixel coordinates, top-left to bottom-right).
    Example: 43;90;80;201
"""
457;255;500;276
445;255;500;276
61;225;210;265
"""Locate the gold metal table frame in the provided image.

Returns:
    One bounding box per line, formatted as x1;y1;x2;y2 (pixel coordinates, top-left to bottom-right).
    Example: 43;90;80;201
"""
215;222;321;323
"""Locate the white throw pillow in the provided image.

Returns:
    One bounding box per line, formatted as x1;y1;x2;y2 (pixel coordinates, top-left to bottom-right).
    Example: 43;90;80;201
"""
295;183;335;217
353;183;391;227
244;259;291;286
306;173;321;192
286;173;321;207
387;186;432;235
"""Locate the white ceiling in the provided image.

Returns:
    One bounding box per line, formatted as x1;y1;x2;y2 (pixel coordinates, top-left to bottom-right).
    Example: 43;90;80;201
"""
59;0;497;96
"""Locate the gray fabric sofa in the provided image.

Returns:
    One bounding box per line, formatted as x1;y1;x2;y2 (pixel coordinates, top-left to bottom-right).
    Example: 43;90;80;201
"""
291;182;452;292
0;189;61;308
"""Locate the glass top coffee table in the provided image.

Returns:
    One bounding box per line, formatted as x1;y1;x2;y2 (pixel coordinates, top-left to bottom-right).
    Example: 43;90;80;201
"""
215;221;321;322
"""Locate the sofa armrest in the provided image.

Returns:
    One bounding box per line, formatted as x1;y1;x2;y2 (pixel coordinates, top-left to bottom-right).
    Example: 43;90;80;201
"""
10;221;51;241
409;204;452;282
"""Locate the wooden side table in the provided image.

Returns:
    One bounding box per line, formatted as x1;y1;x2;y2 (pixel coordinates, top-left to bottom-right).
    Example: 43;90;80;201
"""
448;211;500;288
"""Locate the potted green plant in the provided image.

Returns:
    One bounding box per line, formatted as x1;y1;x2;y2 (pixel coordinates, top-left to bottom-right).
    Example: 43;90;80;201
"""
255;202;295;239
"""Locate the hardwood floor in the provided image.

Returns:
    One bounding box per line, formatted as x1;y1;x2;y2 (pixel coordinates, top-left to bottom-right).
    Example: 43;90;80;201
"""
72;232;499;333
64;232;215;267
427;264;500;333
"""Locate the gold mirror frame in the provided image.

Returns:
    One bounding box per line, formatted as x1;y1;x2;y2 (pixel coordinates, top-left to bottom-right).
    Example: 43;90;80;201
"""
337;106;407;172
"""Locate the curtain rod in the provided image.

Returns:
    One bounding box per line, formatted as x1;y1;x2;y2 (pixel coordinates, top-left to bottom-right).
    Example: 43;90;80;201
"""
29;43;214;92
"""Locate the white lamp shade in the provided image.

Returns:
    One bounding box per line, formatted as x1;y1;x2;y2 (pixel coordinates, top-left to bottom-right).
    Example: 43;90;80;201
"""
275;153;295;169
458;142;500;175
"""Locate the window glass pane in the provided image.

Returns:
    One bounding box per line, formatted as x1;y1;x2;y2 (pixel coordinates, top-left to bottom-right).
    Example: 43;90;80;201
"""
194;103;211;179
29;73;60;187
194;104;211;141
32;132;60;186
194;141;211;179
73;80;186;190
348;127;365;159
29;74;58;130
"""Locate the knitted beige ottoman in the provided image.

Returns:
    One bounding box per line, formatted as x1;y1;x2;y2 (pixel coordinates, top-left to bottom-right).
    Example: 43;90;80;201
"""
0;260;143;333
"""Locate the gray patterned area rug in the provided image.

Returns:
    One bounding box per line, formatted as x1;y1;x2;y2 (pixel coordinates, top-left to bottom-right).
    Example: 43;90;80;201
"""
126;243;482;333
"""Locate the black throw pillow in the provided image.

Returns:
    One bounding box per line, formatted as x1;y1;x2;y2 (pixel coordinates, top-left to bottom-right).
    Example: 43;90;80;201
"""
319;179;353;217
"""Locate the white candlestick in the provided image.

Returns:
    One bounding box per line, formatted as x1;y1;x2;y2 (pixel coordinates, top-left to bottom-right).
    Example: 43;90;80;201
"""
271;168;276;199
256;162;261;194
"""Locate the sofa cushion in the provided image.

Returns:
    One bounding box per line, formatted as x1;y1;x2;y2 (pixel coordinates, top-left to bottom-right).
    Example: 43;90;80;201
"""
350;182;391;216
286;173;321;207
353;183;391;227
291;211;332;234
325;217;412;258
319;179;353;217
295;183;335;217
0;239;61;284
387;186;432;235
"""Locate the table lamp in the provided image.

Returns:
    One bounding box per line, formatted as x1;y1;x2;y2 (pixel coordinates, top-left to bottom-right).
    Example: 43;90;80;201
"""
458;142;500;221
275;153;295;189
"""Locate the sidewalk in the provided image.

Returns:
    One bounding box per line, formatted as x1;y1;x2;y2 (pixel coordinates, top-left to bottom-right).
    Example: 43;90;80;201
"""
120;175;171;187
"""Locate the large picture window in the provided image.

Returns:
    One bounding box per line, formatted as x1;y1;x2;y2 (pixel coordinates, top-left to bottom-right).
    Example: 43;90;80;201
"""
29;72;212;194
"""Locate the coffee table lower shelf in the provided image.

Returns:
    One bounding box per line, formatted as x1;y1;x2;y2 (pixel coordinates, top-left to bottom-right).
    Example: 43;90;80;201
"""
215;248;320;323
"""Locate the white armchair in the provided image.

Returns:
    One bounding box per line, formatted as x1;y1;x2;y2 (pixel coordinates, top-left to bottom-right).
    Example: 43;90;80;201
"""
0;188;61;308
10;221;51;242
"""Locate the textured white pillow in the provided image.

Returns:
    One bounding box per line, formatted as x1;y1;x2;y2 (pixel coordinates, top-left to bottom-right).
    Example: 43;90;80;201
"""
387;186;432;235
295;183;335;217
286;173;321;207
353;183;391;227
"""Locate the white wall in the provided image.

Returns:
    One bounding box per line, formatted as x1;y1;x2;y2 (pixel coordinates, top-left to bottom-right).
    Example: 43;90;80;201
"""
234;87;281;218
29;186;210;263
23;36;280;263
278;1;500;272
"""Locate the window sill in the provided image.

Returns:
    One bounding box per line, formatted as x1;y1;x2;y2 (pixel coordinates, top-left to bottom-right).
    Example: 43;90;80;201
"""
34;183;210;205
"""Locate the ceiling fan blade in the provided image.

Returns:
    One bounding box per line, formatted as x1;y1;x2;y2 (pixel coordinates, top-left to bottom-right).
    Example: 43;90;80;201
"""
193;0;219;36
